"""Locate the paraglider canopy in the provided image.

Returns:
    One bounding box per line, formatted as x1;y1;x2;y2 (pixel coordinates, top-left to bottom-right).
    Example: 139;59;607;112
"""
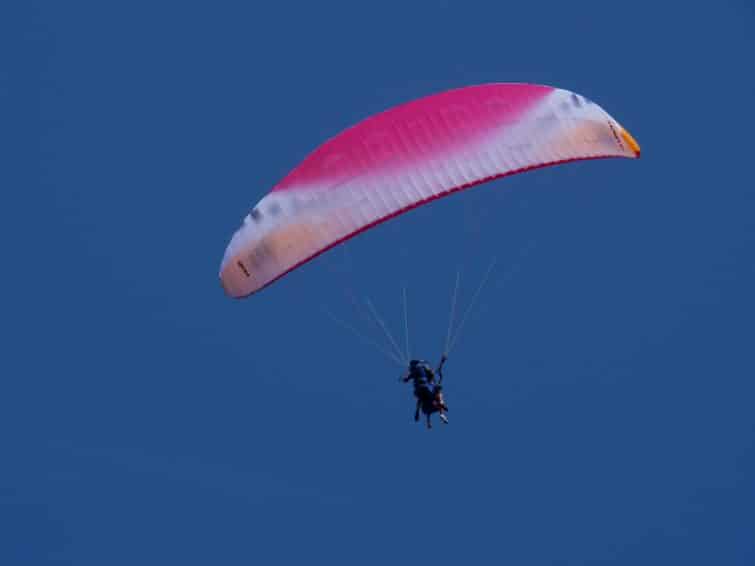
220;83;640;298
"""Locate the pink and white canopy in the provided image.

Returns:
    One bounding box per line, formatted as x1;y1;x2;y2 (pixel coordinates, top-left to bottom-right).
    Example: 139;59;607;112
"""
220;83;640;298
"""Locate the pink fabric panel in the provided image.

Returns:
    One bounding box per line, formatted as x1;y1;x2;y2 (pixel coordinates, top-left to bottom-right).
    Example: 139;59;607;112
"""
274;84;553;192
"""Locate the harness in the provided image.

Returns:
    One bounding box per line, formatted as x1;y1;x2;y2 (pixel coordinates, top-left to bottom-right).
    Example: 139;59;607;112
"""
410;364;435;400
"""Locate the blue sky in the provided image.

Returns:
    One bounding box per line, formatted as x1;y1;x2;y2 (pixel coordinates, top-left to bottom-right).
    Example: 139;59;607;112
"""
5;1;755;564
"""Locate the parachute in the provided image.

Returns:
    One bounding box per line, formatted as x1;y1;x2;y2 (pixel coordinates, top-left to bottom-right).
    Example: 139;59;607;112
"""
220;83;640;298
